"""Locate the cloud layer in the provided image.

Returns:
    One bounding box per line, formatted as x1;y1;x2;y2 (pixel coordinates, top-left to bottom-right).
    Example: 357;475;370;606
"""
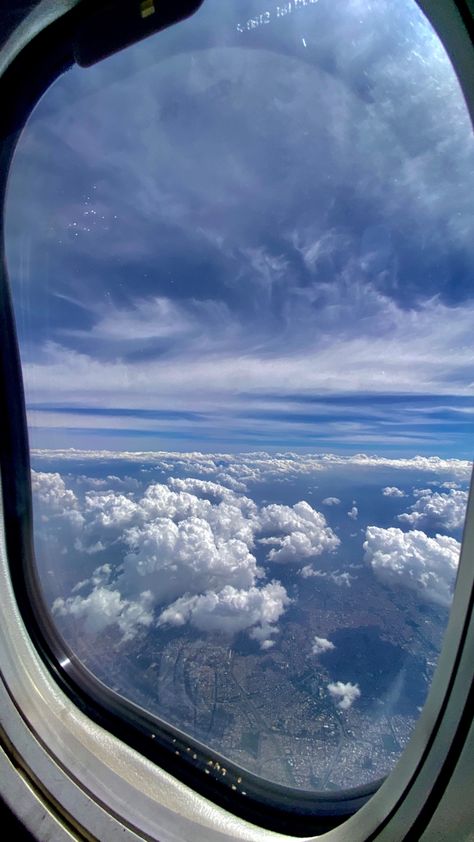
32;446;469;651
32;449;473;487
40;470;339;645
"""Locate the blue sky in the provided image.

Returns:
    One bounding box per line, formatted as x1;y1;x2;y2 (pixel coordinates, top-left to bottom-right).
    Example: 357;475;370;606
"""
5;0;474;456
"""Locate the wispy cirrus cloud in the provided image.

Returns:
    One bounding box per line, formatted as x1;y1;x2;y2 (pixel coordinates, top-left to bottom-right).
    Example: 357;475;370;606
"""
6;0;473;454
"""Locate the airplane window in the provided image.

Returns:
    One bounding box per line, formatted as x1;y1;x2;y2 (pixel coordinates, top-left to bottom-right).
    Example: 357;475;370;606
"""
4;0;473;805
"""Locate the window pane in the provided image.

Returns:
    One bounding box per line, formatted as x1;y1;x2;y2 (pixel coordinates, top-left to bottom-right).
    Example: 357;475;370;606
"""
5;0;473;793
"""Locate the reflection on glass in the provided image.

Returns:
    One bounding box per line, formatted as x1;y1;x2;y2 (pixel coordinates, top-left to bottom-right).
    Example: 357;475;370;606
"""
5;0;473;791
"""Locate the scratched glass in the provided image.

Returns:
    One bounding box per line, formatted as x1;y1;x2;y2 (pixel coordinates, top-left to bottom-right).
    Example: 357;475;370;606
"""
5;0;473;792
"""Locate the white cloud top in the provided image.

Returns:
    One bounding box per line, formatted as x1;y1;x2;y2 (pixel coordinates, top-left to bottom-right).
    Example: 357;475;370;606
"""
327;681;361;710
258;500;339;562
32;470;78;513
34;457;467;645
364;526;460;606
398;488;468;531
32;451;473;485
382;486;406;498
322;497;341;506
312;636;335;655
158;582;289;646
41;470;339;645
53;588;154;642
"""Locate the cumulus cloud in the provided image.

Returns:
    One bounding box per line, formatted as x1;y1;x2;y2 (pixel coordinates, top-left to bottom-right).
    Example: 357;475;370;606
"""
33;454;467;644
167;476;240;501
32;470;85;528
122;512;260;604
382;486;406;498
31;471;85;549
397;488;468;531
44;472;339;642
53;588;154;641
158;582;289;649
347;505;358;521
71;563;112;594
258;500;339;562
364;526;460;606
322;497;341;506
327;681;361;710
84;490;139;529
312;636;335;655
32;470;78;514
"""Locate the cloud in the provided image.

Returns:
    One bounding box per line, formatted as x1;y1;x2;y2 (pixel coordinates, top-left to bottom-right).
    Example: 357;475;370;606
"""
322;497;341;506
31;471;81;523
327;681;361;710
382;486;406;498
32;449;469;641
71;563;112;594
168;476;248;504
32;450;473;485
22;292;474;418
158;582;290;649
347;505;358;521
363;526;461;606
397;488;468;531
312;636;335;655
121;511;260;604
300;565;326;579
329;571;354;587
300;565;354;587
45;472;341;641
31;470;85;542
53;588;154;642
85;490;140;529
258;500;339;562
76;296;197;344
32;439;469;655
